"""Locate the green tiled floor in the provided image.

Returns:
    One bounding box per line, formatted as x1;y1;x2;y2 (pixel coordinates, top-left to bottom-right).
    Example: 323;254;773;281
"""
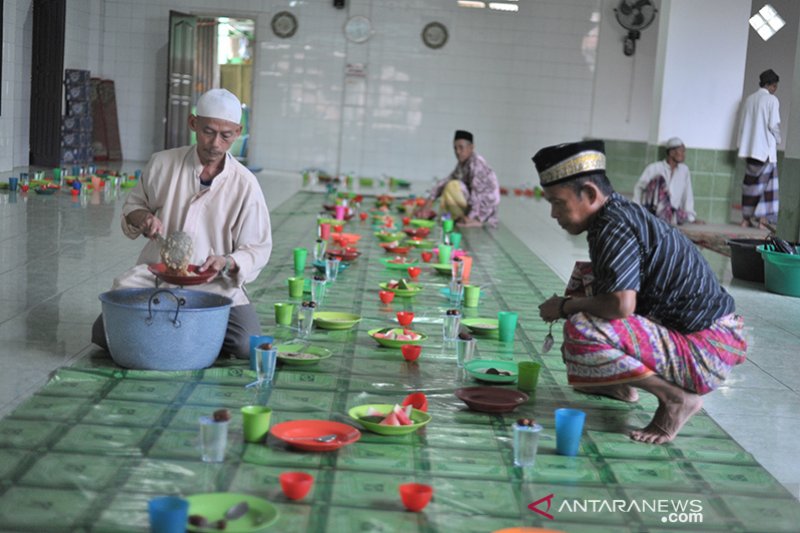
0;191;798;531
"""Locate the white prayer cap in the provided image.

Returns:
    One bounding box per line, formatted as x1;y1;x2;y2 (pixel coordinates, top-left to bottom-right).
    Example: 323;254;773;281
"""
196;89;242;124
665;137;684;149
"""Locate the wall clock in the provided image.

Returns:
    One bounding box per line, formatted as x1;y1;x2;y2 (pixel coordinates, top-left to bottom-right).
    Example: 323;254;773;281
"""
271;11;298;39
345;15;372;43
422;22;448;49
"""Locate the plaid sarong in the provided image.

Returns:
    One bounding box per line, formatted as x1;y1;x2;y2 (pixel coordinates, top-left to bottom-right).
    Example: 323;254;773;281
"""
640;175;691;225
742;159;779;224
562;312;746;394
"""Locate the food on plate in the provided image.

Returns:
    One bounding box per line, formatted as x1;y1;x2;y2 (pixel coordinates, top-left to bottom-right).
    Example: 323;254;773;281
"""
388;256;411;264
372;328;423;341
484;367;513;377
360;404;415;426
280;352;318;360
387;279;411;290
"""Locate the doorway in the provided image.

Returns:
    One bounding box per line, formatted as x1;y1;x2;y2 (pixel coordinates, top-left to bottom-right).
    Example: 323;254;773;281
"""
165;13;254;163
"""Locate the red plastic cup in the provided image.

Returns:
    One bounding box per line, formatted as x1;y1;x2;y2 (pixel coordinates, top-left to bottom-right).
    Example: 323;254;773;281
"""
399;483;433;512
279;472;314;500
402;392;428;412
420;251;433;263
402;216;411;226
379;290;395;304
396;311;414;327
359;212;368;221
318;223;331;240
401;344;422;362
407;267;421;280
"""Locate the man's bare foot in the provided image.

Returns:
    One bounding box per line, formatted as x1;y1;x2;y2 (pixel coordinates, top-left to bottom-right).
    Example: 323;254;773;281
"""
630;393;702;444
574;384;639;403
740;219;752;228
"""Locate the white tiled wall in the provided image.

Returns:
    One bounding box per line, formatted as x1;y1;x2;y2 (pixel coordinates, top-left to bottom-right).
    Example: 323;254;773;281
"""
3;0;602;181
0;0;33;171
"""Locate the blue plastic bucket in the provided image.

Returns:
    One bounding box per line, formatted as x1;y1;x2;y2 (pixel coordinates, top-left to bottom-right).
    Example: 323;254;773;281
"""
99;288;232;370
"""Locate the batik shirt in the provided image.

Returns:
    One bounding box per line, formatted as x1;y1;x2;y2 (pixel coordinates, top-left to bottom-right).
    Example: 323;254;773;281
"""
429;152;500;227
586;193;733;333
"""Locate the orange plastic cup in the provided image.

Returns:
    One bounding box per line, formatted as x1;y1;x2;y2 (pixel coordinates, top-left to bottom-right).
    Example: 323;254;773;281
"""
399;483;433;512
279;472;314;500
379;290;395;304
402;392;428;412
396;311;414;327
401;344;422;362
461;255;473;284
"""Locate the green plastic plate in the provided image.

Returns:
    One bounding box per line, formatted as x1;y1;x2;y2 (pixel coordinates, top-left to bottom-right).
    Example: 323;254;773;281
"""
410;219;436;229
406;239;435;249
378;282;422;297
375;231;405;242
379;257;419;270
275;343;333;366
368;327;427;348
348;404;432;435
461;318;499;335
431;263;452;275
185;492;279;532
465;360;518;384
313;311;361;330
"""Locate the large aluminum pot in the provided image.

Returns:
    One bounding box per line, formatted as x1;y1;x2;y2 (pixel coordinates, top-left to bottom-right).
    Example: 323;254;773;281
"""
99;288;232;370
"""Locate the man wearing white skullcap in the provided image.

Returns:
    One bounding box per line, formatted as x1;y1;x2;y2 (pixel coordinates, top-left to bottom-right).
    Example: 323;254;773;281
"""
632;137;698;225
92;89;273;360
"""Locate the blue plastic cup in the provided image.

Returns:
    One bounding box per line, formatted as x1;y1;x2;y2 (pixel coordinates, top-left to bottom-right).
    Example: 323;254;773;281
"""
8;177;18;191
555;408;586;456
148;496;188;533
249;335;274;371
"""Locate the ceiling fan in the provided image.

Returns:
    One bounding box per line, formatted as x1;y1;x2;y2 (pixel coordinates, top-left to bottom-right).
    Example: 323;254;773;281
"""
614;0;658;56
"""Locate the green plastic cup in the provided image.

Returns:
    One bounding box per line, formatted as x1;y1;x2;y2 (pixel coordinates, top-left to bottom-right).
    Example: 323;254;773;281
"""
274;302;294;325
293;248;308;274
288;277;305;298
438;244;453;264
442;218;455;233
463;285;481;307
517;362;542;392
450;232;462;249
241;405;272;443
497;311;519;342
53;167;61;181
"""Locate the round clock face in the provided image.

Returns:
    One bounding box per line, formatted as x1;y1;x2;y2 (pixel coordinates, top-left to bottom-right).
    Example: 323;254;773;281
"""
345;15;372;43
422;22;448;49
271;11;298;39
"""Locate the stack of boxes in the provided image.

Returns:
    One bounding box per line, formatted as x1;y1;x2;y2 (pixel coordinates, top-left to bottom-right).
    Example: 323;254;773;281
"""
61;69;94;166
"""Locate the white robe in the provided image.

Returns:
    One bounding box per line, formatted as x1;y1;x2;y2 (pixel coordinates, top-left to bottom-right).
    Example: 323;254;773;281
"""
738;87;781;163
113;146;273;306
632;160;696;222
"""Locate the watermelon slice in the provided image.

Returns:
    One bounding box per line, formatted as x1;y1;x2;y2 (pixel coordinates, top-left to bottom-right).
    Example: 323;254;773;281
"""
393;404;412;425
380;412;401;426
398;279;410;290
366;407;384;417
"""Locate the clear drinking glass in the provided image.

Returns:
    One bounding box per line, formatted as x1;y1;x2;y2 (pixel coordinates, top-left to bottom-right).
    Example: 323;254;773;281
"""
451;258;464;283
299;304;315;338
455;337;476;368
311;277;327;304
325;258;341;282
254;347;278;383
448;280;463;307
442;310;461;341
199;417;229;463
513;423;543;467
313;239;327;262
